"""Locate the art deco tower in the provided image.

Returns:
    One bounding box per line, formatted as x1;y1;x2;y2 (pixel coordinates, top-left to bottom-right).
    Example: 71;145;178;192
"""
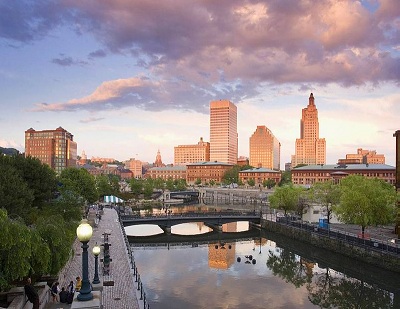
249;125;280;170
291;93;326;167
210;100;238;164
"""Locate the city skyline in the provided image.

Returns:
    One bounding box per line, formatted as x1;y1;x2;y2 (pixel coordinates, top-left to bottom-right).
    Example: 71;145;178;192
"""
1;1;399;166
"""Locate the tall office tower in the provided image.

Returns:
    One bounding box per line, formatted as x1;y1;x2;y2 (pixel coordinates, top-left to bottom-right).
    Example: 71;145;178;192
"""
291;93;326;167
210;100;238;164
174;137;210;165
249;125;281;170
25;126;77;174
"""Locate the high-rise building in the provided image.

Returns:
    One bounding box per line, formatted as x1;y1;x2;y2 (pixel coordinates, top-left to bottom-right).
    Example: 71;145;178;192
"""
249;125;280;170
291;93;326;167
210;100;238;164
174;137;210;165
25;126;77;174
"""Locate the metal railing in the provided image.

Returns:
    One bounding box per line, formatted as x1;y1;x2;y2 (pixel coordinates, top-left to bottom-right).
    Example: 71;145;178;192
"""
272;217;400;257
119;213;150;309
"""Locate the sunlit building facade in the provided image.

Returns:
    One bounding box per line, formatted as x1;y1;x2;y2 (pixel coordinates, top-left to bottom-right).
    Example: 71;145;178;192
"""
338;148;385;165
249;125;280;170
25;126;77;174
291;164;395;186
210;100;238;165
186;161;233;185
125;158;143;178
291;93;326;167
174;137;210;165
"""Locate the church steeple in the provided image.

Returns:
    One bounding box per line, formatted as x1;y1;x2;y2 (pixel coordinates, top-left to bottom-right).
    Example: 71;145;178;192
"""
154;149;163;167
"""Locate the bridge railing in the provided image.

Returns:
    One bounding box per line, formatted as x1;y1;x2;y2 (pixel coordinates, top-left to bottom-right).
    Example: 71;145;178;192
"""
121;210;261;220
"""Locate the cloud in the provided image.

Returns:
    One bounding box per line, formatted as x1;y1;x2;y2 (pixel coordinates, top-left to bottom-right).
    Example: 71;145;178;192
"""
88;49;107;58
2;0;399;113
79;117;105;123
51;55;88;66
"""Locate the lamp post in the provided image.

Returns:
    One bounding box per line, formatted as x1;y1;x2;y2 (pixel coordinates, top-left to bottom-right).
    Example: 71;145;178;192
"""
92;243;101;284
76;219;93;301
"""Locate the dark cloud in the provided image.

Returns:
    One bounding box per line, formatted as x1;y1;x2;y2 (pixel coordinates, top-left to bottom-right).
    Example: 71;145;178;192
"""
51;55;88;66
88;49;107;58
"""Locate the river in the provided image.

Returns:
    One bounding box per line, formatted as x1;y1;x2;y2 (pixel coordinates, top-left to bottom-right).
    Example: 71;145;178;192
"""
126;206;399;309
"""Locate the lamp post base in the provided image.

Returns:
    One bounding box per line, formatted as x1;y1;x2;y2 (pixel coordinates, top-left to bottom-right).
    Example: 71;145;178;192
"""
72;290;101;309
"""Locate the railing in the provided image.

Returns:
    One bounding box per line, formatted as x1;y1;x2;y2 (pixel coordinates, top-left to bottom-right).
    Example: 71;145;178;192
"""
273;218;400;257
121;210;261;220
119;213;150;309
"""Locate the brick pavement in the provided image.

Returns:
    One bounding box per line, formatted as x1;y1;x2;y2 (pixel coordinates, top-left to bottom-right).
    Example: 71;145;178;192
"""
45;207;140;309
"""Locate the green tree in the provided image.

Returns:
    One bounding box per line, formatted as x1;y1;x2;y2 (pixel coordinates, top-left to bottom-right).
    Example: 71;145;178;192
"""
195;178;202;185
334;175;397;238
130;178;143;196
59;168;99;204
263;179;276;189
143;181;154;199
154;177;165;190
247;178;255;187
0;210;32;290
175;179;187;191
309;180;341;224
279;170;292;186
0;163;34;222
269;185;304;216
11;155;57;209
166;178;175;191
96;175;114;197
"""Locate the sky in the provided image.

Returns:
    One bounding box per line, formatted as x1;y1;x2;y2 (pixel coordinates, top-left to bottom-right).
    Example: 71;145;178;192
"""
0;0;399;167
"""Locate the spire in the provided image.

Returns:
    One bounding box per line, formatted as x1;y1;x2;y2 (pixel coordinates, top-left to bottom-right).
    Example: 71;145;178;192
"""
154;149;163;167
309;93;315;105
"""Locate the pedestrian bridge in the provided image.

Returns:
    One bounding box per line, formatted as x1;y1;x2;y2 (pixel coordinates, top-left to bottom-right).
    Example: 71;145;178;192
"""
120;211;261;233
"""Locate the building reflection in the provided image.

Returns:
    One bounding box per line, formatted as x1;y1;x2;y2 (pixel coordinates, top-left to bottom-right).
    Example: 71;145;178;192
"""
208;222;237;269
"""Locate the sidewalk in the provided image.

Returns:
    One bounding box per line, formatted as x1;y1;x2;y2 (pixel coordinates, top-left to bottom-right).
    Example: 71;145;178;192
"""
44;207;140;309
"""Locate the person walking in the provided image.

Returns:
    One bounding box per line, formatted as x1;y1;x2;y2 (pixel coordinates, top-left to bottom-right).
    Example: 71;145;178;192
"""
24;277;40;309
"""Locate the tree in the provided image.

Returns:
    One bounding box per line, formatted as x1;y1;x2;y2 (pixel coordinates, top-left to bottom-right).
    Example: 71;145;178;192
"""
195;178;202;186
223;164;253;184
165;178;175;191
130;178;143;196
59;168;99;204
269;185;305;216
263;179;276;189
308;180;341;224
334;175;397;238
96;175;114;197
247;178;255;187
0;163;34;222
279;171;292;186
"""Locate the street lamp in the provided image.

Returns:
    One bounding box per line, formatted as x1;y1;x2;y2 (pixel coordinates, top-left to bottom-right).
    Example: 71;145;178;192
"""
92;243;101;284
76;219;93;301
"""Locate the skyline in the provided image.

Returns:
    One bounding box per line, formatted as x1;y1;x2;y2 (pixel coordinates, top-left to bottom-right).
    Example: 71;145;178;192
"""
1;1;399;166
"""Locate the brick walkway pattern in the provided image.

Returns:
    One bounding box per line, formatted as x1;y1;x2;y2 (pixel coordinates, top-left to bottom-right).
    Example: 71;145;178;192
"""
47;207;140;309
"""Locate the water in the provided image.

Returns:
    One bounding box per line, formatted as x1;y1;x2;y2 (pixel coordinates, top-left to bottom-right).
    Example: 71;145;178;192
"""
126;207;399;309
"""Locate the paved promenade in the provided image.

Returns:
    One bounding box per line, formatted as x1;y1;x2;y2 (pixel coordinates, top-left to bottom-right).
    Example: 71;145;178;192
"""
45;207;140;309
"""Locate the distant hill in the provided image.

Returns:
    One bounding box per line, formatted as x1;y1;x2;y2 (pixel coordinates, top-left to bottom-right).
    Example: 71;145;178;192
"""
0;147;20;156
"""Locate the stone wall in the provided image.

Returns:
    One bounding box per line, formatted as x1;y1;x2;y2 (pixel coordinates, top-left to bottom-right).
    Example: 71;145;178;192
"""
260;219;400;273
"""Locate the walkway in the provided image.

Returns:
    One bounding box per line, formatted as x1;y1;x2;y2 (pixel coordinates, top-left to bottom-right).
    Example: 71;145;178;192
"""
44;207;140;309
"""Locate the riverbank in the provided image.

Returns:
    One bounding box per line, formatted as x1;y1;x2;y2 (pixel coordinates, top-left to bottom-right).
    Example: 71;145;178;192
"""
260;219;400;273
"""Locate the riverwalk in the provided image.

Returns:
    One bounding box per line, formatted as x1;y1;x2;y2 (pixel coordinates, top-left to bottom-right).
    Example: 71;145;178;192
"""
44;207;140;309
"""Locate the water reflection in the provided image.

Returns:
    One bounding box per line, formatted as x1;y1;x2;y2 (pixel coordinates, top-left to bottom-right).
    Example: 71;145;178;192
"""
128;206;399;309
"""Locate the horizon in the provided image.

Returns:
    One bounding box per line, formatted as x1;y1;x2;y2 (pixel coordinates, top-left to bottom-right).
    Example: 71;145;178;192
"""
1;1;399;166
